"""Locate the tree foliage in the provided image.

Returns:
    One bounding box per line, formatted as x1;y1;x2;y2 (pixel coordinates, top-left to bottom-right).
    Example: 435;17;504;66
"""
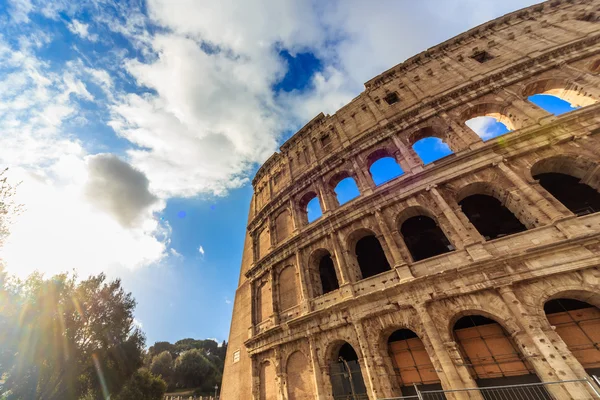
150;351;174;384
0;272;145;400
114;368;167;400
146;339;227;392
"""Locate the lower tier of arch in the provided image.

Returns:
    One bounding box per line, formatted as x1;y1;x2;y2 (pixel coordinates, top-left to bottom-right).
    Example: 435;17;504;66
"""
247;267;600;400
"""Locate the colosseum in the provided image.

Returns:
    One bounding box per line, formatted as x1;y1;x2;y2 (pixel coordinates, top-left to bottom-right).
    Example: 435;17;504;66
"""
221;1;600;399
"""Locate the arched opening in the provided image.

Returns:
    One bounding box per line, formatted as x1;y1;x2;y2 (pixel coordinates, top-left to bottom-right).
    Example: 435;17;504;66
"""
333;177;360;205
329;342;368;400
466;116;511;140
459;194;527;240
370;157;404;186
412;137;453;164
524;79;597;113
387;329;442;396
319;253;339;295
367;148;404;186
528;94;578;116
534;172;600;216
453;315;540;388
400;216;453;262
544;298;600;376
355;235;391;279
462;103;517;140
299;192;322;224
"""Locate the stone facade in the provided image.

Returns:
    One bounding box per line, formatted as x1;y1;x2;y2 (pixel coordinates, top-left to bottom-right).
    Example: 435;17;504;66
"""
221;1;600;399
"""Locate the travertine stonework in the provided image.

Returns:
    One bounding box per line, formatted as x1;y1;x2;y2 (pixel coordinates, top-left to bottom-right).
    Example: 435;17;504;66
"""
221;1;600;399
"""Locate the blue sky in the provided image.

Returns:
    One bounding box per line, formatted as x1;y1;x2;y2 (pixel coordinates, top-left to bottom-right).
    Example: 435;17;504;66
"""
0;0;574;345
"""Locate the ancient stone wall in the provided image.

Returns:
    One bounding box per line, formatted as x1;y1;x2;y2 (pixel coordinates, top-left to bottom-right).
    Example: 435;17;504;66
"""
221;1;600;399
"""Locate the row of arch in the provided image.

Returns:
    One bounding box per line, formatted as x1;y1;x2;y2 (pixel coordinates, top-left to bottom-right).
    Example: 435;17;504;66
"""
258;293;600;399
309;157;600;298
298;76;599;223
253;154;600;328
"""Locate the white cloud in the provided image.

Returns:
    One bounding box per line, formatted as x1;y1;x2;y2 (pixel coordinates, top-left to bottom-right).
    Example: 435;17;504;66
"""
105;0;540;200
224;298;232;305
0;0;543;279
170;248;182;258
466;116;499;140
67;20;98;42
1;163;167;278
7;0;33;23
0;36;167;278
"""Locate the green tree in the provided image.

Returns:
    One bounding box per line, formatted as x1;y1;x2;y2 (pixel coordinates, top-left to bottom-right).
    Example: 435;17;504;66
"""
114;368;166;400
148;341;177;359
0;272;144;400
150;351;174;387
173;349;211;388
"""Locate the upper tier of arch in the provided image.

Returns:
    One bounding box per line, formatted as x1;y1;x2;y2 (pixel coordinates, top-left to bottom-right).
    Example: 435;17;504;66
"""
249;0;600;227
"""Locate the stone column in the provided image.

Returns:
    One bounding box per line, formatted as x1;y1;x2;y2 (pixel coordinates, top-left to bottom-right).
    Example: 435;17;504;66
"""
289;199;302;232
315;178;337;213
429;186;494;261
353;321;384;400
428;187;471;247
274;347;286;400
308;335;326;399
415;304;479;399
330;233;352;285
374;209;406;268
391;135;423;173
270;268;279;325
498;287;591;399
497;161;564;223
351;157;376;194
439;112;483;150
251;355;261;400
295;250;312;313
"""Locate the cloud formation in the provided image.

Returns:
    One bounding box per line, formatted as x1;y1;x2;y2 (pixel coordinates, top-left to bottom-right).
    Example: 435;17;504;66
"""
84;154;160;227
0;0;541;277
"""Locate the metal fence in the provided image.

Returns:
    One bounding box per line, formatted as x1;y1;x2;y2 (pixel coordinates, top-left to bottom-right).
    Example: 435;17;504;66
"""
378;377;600;400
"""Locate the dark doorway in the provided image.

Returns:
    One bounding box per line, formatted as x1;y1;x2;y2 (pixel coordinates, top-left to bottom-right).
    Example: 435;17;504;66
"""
319;254;339;295
535;172;600;216
355;235;391;279
459;194;527;240
387;329;443;396
545;298;600;376
400;216;453;262
453;315;542;392
330;343;368;400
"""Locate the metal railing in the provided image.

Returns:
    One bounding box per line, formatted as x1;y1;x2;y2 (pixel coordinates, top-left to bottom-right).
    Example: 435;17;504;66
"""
378;377;600;400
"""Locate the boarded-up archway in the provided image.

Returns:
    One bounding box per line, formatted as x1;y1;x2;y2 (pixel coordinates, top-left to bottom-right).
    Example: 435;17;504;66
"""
286;351;314;400
453;315;540;387
278;266;298;311
260;361;277;400
387;329;442;396
545;298;600;376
